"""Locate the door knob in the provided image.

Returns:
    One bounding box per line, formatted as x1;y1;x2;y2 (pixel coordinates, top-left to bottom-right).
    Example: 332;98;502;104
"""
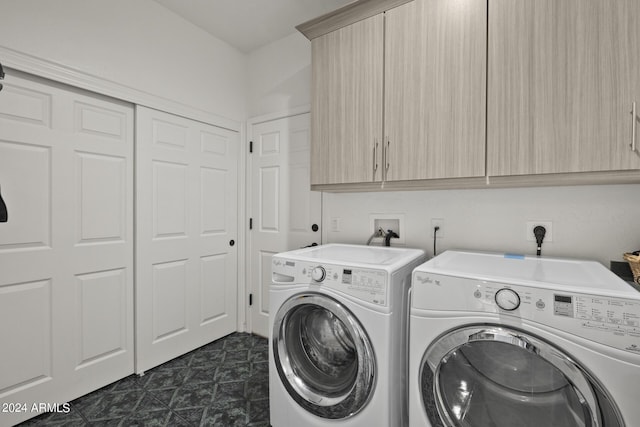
229;240;235;246
0;185;7;223
311;224;319;232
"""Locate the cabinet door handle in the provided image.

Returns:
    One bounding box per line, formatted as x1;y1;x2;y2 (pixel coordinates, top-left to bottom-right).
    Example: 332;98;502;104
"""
373;139;378;180
385;139;390;174
631;102;637;152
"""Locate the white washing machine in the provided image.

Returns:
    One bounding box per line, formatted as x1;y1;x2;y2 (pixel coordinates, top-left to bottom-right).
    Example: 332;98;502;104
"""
269;243;426;427
409;250;640;427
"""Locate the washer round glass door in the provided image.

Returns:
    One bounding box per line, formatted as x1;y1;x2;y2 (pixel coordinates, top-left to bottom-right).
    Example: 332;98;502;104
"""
272;292;376;419
420;325;623;427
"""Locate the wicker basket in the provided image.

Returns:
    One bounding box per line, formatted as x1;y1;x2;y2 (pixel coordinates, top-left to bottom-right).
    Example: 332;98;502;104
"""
623;252;640;285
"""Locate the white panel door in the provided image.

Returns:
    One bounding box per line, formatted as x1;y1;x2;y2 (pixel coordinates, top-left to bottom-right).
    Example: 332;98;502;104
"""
248;113;321;337
0;70;134;426
136;106;238;373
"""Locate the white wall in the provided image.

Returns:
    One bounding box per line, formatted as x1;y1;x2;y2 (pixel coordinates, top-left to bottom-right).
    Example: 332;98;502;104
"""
0;0;247;122
322;185;640;267
246;32;311;118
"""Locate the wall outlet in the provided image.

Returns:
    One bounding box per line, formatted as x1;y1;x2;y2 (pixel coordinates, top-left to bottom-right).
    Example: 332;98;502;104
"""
526;221;553;242
369;214;405;245
431;218;444;238
330;217;341;232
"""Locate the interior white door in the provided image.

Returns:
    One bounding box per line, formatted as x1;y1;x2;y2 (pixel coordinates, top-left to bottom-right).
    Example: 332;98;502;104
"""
0;70;134;426
248;113;321;337
136;106;238;373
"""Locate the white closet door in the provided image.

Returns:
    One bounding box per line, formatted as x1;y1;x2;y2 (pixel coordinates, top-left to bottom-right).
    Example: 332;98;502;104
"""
136;106;238;373
0;70;134;426
248;113;321;337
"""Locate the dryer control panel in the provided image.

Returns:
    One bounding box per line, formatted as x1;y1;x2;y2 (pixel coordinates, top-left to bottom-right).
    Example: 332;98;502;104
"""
273;258;389;307
412;271;640;354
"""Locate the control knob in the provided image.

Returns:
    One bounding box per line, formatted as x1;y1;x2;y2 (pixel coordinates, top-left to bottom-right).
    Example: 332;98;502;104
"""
311;266;326;282
495;288;520;311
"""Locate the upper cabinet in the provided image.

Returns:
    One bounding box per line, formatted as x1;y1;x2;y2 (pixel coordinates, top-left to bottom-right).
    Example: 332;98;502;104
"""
300;0;640;191
310;14;384;185
488;0;640;176
385;0;486;181
302;0;487;189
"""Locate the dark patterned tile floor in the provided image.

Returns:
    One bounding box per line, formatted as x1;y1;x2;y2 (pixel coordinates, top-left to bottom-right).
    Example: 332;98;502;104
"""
17;333;269;427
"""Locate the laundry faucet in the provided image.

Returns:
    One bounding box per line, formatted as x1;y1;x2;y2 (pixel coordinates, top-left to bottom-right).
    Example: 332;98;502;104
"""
384;230;399;246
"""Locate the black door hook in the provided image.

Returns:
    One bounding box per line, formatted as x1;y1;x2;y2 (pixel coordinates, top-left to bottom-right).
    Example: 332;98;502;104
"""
0;185;7;222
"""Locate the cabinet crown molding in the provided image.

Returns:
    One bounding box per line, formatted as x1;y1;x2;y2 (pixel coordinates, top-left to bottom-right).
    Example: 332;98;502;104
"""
296;0;412;40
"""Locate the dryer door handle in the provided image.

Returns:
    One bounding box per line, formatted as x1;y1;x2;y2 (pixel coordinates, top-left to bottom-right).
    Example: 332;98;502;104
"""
467;330;536;353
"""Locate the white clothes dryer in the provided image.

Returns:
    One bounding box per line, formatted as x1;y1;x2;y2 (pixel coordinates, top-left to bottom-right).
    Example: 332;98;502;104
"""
409;250;640;427
270;244;426;427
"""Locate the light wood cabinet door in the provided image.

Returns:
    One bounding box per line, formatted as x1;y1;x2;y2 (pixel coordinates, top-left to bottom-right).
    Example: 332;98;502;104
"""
310;14;384;185
488;0;640;176
384;0;487;181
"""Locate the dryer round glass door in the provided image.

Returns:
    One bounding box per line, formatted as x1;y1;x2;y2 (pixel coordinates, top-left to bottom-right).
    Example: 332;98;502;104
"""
420;325;623;427
272;292;376;419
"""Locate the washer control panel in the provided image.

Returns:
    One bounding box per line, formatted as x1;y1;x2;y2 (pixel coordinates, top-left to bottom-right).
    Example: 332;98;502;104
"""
413;271;640;354
273;258;388;306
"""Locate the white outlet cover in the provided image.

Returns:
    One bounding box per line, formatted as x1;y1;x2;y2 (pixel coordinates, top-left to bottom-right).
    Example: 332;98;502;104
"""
431;218;444;238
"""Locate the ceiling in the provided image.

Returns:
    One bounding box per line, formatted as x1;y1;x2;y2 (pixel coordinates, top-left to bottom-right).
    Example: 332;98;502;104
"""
153;0;355;53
